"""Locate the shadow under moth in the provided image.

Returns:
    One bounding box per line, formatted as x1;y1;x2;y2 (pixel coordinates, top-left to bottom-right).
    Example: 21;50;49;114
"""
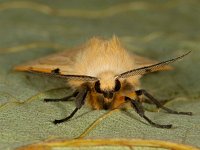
14;36;192;128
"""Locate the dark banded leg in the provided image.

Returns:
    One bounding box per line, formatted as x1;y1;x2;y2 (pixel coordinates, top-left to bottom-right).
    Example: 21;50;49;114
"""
125;97;172;128
53;108;78;124
53;85;89;124
44;90;79;102
135;89;192;115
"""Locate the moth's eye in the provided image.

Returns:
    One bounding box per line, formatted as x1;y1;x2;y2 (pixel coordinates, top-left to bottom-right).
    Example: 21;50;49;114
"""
94;80;102;93
114;79;121;92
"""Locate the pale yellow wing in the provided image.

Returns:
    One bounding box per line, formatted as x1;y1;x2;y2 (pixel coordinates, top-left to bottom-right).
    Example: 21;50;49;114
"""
14;47;80;75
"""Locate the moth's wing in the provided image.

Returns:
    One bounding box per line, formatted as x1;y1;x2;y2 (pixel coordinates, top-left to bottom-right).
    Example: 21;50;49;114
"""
14;48;80;75
131;53;173;71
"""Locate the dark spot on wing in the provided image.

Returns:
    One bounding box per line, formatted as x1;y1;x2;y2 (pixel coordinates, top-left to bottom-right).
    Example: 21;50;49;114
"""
145;68;151;73
51;68;60;74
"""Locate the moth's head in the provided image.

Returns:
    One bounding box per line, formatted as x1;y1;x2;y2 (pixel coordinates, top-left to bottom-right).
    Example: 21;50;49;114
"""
94;70;121;101
94;79;121;99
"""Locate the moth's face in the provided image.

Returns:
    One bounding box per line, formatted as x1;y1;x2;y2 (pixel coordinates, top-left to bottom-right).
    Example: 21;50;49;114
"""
94;79;121;101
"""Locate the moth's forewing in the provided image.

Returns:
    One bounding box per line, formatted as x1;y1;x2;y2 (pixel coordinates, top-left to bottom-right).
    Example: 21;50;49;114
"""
14;48;80;75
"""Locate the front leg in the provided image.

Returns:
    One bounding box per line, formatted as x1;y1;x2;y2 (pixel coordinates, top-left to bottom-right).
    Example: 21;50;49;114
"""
44;90;79;102
53;85;89;124
135;89;192;115
125;97;172;128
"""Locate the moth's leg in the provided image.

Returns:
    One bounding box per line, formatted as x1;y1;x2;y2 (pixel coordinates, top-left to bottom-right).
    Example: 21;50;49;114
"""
53;85;89;124
44;90;79;102
125;97;172;128
53;108;79;124
135;89;192;115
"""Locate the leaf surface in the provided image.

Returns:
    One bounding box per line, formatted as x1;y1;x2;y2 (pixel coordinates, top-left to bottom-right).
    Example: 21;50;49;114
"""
0;0;200;149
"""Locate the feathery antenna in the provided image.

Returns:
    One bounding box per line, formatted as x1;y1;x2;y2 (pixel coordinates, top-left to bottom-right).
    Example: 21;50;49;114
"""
117;51;191;79
28;70;99;82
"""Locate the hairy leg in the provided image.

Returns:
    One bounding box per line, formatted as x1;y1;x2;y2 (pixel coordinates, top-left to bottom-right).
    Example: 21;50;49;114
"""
44;90;79;102
52;85;89;124
53;108;79;124
135;89;192;115
125;97;172;128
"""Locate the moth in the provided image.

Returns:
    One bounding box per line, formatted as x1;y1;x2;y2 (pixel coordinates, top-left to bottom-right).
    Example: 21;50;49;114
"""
15;36;192;128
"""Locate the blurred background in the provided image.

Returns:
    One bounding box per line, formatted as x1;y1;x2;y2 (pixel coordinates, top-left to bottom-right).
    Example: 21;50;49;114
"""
0;0;200;149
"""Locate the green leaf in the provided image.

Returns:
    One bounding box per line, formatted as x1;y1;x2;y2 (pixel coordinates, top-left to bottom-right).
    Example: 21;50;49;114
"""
0;0;200;149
